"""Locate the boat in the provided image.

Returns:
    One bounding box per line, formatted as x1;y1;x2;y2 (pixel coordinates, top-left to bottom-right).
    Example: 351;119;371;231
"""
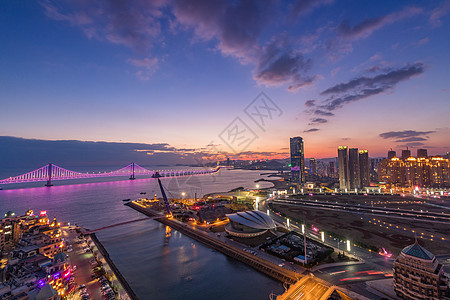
140;192;146;195
122;199;131;202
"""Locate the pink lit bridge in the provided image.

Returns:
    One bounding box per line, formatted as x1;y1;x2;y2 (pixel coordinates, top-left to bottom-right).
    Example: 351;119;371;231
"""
0;163;225;187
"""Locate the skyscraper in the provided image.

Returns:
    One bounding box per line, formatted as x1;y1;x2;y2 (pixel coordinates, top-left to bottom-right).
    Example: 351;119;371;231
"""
309;158;316;175
328;161;335;178
290;137;305;186
417;148;428;158
348;148;360;189
359;150;370;187
338;146;349;190
388;150;396;160
402;149;411;160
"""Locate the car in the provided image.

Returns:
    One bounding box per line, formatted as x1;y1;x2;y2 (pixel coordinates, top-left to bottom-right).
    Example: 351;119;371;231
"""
79;284;86;290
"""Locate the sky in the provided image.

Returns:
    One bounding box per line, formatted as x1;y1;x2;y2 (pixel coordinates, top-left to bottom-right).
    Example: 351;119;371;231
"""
1;0;449;168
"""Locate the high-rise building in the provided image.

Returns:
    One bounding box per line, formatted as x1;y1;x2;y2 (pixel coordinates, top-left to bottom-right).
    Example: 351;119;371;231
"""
359;150;370;187
328;161;335;178
378;156;450;187
338;146;349;190
388;150;396;160
290;137;305;185
394;241;448;299
309;158;316;175
348;148;360;189
402;149;411;160
417;148;428;158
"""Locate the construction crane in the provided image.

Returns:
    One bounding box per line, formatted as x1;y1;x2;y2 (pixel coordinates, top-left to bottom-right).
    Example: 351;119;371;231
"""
153;172;173;218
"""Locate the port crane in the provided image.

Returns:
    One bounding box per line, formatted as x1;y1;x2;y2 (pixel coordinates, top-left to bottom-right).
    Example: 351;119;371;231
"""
153;172;173;218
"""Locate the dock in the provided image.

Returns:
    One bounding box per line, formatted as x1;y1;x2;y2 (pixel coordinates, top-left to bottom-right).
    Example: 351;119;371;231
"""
125;201;300;284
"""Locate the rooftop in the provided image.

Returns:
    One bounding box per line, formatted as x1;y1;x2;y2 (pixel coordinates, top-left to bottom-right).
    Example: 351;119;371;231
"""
401;242;435;261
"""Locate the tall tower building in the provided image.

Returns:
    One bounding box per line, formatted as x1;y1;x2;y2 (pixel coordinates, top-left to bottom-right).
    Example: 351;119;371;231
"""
388;150;396;160
338;146;349;190
328;161;335;178
309;158;316;175
417;148;428;158
359;150;370;187
402;149;411;160
348;148;360;189
290;137;305;185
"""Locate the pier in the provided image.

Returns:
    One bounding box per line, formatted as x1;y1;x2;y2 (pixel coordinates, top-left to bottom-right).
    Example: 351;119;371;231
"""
125;201;300;284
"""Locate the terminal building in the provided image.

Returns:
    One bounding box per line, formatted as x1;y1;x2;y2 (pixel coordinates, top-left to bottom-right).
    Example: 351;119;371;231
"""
225;210;276;238
393;241;449;299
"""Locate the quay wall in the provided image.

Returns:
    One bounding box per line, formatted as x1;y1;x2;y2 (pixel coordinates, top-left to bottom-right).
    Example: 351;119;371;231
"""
125;202;300;285
88;233;139;300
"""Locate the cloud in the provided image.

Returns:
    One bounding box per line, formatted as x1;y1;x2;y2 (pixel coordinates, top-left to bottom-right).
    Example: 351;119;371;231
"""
430;0;450;27
313;110;334;116
304;128;320;133
337;6;423;40
395;137;428;143
303;62;425;126
417;37;429;46
288;0;334;18
127;57;159;80
379;130;435;139
309;118;327;124
304;100;317;107
318;63;424;112
254;35;318;91
172;1;318;92
40;0;165;78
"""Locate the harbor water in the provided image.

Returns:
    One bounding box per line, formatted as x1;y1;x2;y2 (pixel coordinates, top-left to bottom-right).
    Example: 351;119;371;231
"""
0;168;284;299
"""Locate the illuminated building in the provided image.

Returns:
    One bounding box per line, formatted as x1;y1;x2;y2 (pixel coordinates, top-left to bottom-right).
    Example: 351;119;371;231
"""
290;137;305;186
309;158;316;175
378;156;450;187
359;150;370;187
417;148;428;158
328;161;335;178
388;150;396;160
348;148;360;189
338;146;349;190
394;241;448;299
402;149;412;160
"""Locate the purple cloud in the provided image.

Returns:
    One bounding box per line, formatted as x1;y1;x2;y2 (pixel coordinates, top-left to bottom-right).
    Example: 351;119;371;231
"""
379;130;435;139
304;128;320;133
337;6;423;40
309;118;328;124
430;0;450;27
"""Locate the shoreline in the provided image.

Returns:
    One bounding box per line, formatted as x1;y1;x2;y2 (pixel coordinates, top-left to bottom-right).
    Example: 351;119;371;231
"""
125;201;300;284
88;233;139;300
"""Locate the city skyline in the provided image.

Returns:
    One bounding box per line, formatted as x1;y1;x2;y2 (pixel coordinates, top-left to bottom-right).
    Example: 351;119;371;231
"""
1;1;450;163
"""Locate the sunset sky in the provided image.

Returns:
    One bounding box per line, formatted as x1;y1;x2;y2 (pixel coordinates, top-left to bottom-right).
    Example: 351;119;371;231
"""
1;0;449;165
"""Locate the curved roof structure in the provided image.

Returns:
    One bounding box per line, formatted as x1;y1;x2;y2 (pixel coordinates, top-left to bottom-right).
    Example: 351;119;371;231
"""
226;210;276;230
401;242;435;261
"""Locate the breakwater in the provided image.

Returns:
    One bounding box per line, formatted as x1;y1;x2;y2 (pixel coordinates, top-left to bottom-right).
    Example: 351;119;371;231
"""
125;201;300;285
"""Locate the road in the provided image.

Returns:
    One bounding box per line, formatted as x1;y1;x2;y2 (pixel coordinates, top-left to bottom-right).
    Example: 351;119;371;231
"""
258;198;396;299
62;227;104;300
271;198;450;224
277;276;329;300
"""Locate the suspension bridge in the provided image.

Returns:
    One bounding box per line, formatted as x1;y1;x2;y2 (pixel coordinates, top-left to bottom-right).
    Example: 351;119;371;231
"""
0;163;225;187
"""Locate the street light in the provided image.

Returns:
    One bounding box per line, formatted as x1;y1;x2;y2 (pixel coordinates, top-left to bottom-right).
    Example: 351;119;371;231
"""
287;218;290;227
301;224;305;234
256;184;260;189
346;240;351;252
181;192;186;197
321;231;325;242
267;209;270;216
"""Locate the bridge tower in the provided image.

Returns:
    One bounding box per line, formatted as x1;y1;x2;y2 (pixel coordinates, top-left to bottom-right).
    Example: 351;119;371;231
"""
130;162;135;180
45;163;53;187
